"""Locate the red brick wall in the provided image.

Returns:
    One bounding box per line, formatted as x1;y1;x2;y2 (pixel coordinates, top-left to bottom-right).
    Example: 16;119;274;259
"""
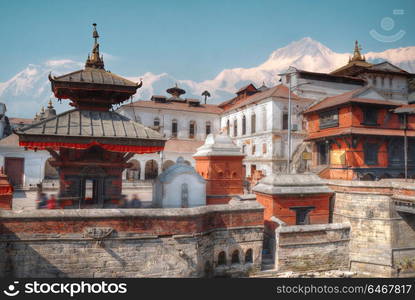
0;207;264;236
195;156;244;204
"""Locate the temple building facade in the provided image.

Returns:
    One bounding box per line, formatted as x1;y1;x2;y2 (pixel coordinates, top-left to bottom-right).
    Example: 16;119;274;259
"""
14;24;165;207
302;42;415;180
218;84;313;178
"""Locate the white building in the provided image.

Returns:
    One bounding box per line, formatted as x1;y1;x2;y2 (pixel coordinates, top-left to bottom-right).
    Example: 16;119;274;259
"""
218;84;313;176
117;85;223;181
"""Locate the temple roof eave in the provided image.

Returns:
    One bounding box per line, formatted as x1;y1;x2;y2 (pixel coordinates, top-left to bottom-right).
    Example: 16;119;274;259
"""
14;109;166;153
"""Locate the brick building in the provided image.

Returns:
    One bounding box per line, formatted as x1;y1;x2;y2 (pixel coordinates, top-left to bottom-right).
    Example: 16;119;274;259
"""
304;86;415;180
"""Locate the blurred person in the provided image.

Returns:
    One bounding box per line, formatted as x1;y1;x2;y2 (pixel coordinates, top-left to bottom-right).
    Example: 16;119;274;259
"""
118;194;128;208
37;193;48;209
47;194;57;209
130;194;142;208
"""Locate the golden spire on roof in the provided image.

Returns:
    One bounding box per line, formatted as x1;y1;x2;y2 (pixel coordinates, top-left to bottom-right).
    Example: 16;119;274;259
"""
349;40;366;62
48;99;54;109
85;23;105;69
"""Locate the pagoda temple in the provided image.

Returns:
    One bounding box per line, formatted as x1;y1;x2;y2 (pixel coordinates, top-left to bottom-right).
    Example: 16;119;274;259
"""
15;24;165;208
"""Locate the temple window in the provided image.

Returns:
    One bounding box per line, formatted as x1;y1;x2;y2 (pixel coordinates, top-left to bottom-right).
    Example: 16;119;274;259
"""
242;145;246;154
154;117;160;127
251;113;256;134
317;142;329;165
282;112;288;130
362;108;378;126
262;143;267;154
252;144;256;155
364;143;379;165
262;107;267;131
233;119;238;137
205;121;211;136
319;110;339;129
231;250;240;264
242;115;246;135
245;249;253;263
226;119;230;136
172;119;178;138
189;121;196;139
286;74;291;84
290;206;314;225
218;251;226;266
181;183;189;208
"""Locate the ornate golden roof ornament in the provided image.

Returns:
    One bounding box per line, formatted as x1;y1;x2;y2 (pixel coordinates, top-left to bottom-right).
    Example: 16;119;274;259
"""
349;40;366;62
85;23;105;69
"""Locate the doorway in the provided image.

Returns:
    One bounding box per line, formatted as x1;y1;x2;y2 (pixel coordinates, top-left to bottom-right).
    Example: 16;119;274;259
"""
5;157;24;187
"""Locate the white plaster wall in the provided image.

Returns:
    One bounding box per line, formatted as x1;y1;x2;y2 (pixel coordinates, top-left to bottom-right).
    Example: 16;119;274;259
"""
0;147;50;187
161;174;206;208
118;106;220;141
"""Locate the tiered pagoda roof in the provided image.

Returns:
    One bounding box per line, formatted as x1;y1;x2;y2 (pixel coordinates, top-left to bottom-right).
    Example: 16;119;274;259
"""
16;24;165;154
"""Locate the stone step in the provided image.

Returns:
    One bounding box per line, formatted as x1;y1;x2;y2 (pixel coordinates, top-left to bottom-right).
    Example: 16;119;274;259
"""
261;264;275;271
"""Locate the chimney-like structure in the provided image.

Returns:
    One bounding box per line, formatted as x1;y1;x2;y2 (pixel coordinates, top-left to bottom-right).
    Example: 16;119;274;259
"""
253;173;333;232
193;133;245;205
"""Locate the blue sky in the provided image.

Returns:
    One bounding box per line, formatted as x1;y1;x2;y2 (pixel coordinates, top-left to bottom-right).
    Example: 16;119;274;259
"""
0;0;414;82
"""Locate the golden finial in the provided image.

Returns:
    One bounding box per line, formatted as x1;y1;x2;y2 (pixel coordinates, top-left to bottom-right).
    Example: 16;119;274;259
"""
85;23;105;69
41;106;45;113
48;99;53;109
350;40;365;62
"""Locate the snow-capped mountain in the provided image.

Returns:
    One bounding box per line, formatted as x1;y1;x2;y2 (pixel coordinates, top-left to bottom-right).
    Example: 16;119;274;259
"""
1;37;415;118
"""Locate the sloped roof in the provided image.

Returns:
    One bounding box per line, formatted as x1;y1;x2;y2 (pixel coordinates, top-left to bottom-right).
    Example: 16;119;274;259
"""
253;173;332;195
236;83;257;94
394;104;415;114
0;134;19;147
51;67;138;87
295;68;366;85
193;133;243;157
330;60;373;75
122;100;223;114
15;109;164;144
8;118;33;125
304;86;403;114
369;61;409;74
163;139;204;153
219;84;310;112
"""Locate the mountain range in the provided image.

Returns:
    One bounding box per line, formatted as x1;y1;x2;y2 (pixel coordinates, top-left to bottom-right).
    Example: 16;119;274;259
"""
1;37;415;118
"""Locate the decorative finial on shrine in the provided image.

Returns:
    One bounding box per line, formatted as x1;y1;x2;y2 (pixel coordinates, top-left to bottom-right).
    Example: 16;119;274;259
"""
48;99;54;109
85;23;105;69
349;40;365;62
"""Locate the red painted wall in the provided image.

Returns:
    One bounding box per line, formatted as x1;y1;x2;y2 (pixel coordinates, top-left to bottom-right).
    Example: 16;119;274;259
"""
256;192;331;231
195;155;244;204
